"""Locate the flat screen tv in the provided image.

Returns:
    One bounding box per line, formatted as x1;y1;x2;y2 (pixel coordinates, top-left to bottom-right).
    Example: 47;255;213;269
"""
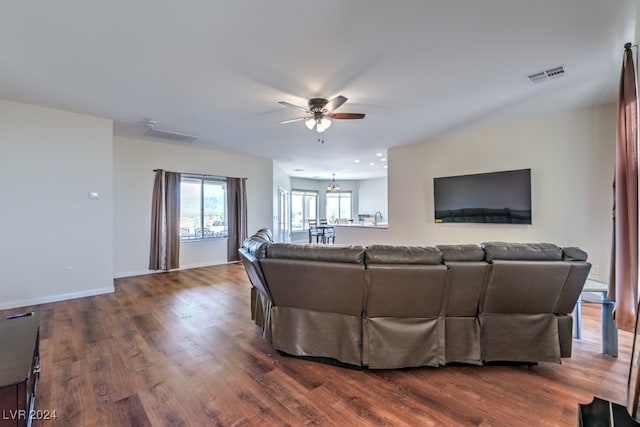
433;168;532;224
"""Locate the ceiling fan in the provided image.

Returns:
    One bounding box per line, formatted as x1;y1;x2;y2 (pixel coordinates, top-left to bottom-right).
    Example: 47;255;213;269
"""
278;95;365;133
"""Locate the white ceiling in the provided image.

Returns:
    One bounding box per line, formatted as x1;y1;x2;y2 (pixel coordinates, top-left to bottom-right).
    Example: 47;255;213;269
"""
0;1;636;179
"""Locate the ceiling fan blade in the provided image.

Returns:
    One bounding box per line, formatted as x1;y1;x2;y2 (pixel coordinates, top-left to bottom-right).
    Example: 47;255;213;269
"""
330;112;366;119
324;95;348;112
279;117;309;124
278;101;309;113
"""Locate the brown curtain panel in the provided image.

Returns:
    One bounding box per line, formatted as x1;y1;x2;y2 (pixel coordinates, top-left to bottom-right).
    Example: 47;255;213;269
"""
165;171;181;270
149;169;181;271
227;177;248;262
149;170;164;270
609;44;639;332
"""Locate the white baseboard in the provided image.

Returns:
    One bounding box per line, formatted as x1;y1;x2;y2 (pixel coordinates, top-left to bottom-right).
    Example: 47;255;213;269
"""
0;286;114;311
113;261;237;279
178;261;228;270
113;269;163;279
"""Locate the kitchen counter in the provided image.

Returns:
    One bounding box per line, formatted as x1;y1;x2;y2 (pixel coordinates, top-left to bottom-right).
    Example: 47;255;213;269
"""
332;223;390;246
334;223;388;229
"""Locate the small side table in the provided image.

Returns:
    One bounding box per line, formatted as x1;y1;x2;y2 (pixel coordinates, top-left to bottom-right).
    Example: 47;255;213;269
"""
574;279;618;357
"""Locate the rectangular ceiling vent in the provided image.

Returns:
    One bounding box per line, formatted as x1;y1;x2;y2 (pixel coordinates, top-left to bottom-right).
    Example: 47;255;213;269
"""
527;65;567;84
144;121;200;143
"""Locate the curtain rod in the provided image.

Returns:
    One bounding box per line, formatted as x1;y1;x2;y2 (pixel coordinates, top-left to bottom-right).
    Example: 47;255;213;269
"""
152;169;247;180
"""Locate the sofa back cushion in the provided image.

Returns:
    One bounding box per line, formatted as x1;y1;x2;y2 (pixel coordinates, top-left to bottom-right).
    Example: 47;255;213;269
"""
365;245;442;265
562;247;588;261
443;261;490;317
436;244;485;262
267;243;365;264
241;229;274;258
365;265;448;317
481;260;571;314
482;242;562;262
260;259;365;316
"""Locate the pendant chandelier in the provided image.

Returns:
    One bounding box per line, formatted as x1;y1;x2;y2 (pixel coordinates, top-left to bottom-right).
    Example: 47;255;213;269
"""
327;174;341;192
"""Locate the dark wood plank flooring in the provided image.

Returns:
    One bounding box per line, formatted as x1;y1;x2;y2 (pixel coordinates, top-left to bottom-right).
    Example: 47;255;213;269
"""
0;264;633;426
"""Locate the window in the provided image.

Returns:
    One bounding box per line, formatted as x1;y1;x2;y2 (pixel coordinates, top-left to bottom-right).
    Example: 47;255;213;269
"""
180;176;228;240
291;190;317;231
326;191;352;223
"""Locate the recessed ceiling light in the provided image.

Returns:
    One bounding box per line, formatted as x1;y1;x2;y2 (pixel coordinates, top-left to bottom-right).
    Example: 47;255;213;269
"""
369;162;375;166
354;159;360;163
380;158;386;162
376;153;383;157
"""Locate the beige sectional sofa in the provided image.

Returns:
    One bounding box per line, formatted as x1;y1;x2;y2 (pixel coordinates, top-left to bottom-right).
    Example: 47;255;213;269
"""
239;228;590;369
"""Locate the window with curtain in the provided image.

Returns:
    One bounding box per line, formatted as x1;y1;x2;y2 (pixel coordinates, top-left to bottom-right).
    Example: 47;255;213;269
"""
326;191;352;223
180;176;228;240
291;190;318;231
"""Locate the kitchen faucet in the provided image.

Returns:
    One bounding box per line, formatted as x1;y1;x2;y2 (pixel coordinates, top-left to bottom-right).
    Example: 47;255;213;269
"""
374;211;383;226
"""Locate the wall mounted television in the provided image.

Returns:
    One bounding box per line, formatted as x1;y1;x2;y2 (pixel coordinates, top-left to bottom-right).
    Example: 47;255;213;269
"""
433;168;532;224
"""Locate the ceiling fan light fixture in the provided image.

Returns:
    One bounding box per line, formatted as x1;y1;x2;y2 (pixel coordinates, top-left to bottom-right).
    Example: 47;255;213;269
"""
316;117;331;133
305;117;316;130
327;173;340;192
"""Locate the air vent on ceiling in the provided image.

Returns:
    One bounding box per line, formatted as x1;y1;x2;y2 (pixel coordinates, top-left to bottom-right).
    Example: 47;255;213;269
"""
144;119;200;142
527;65;567;84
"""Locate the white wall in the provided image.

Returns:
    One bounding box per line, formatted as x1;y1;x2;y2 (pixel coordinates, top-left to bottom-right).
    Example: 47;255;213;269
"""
387;104;616;281
0;99;114;309
113;136;273;277
358;177;388;222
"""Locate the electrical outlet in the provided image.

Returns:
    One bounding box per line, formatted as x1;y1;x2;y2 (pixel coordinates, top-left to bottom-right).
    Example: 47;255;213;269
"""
65;266;74;276
592;264;600;275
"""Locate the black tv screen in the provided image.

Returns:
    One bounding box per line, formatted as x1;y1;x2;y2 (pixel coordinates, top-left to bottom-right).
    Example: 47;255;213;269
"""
433;168;532;224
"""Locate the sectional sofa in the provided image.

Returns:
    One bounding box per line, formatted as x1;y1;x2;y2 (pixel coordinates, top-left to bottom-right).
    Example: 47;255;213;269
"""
239;228;590;369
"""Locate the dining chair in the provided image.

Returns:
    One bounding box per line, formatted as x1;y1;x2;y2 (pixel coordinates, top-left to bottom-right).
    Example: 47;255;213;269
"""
323;226;335;244
308;219;322;243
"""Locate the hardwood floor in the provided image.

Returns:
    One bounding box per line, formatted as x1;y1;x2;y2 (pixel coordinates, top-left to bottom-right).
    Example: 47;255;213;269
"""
1;263;634;426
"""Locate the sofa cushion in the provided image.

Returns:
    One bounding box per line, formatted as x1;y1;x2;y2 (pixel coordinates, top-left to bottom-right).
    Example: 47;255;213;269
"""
365;245;442;265
254;227;274;242
266;243;365;264
436;244;485;262
482;242;562;262
562;247;588;261
241;229;275;258
241;238;271;258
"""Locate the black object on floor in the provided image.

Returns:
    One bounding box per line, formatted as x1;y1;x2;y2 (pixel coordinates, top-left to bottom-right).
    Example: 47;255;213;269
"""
578;396;640;426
